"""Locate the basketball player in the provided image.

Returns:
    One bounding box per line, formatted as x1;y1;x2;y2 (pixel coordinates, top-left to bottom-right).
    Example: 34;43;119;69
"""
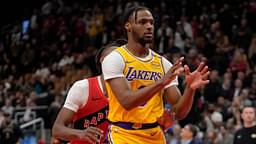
52;39;127;144
102;6;210;144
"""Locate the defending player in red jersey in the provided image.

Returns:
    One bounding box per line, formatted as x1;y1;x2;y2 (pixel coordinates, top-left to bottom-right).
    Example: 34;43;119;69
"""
52;39;127;144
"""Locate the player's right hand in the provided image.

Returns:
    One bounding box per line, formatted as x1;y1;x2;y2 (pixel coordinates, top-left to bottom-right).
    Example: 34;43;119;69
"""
162;57;184;85
78;127;104;144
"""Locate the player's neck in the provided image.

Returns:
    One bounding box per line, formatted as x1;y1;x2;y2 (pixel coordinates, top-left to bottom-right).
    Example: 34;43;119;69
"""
126;42;150;58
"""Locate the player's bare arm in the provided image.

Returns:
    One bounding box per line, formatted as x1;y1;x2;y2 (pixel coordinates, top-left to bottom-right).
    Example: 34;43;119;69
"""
52;108;103;143
165;62;210;120
107;57;184;110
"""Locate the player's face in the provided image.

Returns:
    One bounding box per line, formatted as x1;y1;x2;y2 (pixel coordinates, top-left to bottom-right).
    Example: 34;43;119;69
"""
242;107;256;123
131;10;154;45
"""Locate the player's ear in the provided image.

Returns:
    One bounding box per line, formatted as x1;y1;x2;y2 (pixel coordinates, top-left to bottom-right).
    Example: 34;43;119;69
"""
125;22;131;32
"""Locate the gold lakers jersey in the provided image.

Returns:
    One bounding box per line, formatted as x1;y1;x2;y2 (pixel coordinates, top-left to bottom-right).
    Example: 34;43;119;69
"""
106;46;165;123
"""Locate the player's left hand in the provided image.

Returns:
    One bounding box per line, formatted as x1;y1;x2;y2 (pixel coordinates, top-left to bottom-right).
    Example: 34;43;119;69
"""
157;109;175;132
184;62;210;90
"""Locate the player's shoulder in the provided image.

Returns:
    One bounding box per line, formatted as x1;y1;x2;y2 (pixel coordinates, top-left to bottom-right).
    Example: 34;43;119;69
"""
71;79;89;89
115;45;127;53
116;45;125;49
150;49;163;59
105;48;123;60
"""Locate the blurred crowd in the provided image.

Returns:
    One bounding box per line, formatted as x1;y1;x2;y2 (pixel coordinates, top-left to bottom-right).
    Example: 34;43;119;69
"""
0;0;256;143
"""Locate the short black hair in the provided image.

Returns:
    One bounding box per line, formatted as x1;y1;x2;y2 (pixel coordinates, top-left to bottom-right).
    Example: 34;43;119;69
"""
95;39;127;72
122;6;150;38
187;124;198;138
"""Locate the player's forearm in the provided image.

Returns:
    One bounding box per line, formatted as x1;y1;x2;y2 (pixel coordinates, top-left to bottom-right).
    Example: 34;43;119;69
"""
52;124;81;141
172;85;195;120
119;80;166;110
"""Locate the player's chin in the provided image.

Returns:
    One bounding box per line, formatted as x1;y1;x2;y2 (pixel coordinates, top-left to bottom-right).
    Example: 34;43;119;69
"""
144;37;153;43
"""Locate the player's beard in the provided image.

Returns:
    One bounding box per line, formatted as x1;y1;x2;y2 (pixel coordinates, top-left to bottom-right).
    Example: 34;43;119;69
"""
132;31;153;46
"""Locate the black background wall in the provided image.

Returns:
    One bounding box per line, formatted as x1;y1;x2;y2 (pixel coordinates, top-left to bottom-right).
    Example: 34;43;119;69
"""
0;0;46;27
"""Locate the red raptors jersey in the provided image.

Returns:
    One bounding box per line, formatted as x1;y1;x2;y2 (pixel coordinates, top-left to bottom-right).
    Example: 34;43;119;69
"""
71;76;109;144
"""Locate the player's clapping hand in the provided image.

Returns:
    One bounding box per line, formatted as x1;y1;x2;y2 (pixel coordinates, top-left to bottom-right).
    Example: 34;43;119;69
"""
78;127;104;144
184;62;210;90
162;57;185;85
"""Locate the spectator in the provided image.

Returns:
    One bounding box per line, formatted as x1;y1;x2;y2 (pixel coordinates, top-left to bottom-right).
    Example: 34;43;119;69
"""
179;124;203;144
229;49;249;74
234;106;256;144
156;18;173;54
248;34;256;65
1;98;14;117
0;112;23;144
166;123;181;144
174;21;186;53
204;130;220;144
230;79;243;99
220;124;234;144
235;18;253;52
220;78;232;100
0;110;4;128
204;70;222;103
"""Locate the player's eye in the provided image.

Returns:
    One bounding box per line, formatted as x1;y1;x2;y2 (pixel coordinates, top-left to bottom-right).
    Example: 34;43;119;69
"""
139;20;146;24
150;20;154;25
